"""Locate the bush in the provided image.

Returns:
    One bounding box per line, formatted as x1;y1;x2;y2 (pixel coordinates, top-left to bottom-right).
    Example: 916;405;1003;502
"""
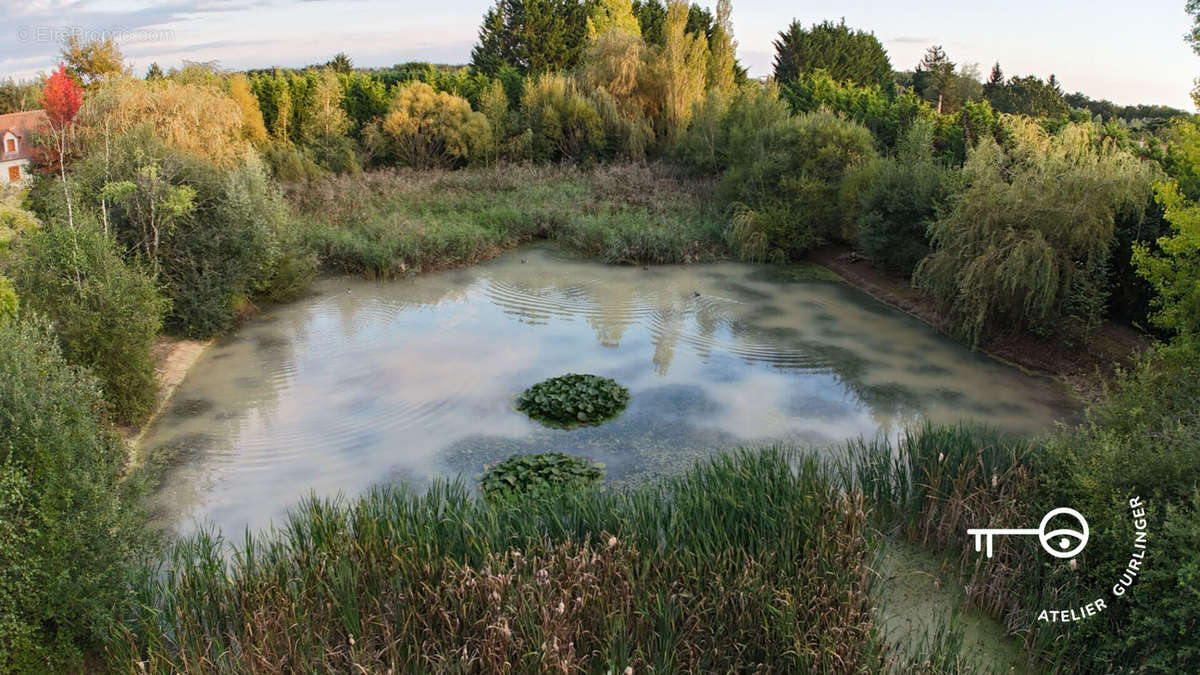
371;81;491;168
515;373;631;428
479;452;604;502
0;275;16;321
720;109;876;261
10;221;168;424
855;120;955;276
519;74;606;163
0;318;147;672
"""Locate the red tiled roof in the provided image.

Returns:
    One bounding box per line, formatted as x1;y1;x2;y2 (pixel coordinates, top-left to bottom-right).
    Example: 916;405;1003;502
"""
1;110;48;162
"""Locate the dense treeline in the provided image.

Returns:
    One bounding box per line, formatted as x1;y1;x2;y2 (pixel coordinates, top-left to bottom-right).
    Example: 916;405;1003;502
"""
1;1;1199;671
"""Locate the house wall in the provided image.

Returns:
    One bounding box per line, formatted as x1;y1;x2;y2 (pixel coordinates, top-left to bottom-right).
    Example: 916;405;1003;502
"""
1;159;31;186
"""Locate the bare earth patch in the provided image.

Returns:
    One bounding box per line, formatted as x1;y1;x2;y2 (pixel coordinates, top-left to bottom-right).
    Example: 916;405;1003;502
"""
120;335;211;450
808;245;1150;403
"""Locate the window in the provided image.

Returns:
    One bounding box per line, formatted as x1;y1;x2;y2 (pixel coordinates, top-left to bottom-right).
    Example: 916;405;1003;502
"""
4;138;14;153
7;166;19;182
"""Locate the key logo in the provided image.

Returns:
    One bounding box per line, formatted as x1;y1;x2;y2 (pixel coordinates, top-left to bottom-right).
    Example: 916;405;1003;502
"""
967;507;1089;559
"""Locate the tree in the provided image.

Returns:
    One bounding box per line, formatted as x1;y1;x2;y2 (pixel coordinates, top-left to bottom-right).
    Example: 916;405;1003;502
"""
377;81;492;167
772;19;892;90
39;64;83;227
632;0;667;44
303;70;351;139
913;45;956;112
1134;179;1200;344
658;0;709;135
915;118;1156;345
0;317;147;671
228;73;269;146
470;0;596;76
588;0;641;38
985;74;1069;118
706;0;737;96
60;35;126;87
983;62;1003;95
326;52;354;74
102;162;197;267
145;62;164;80
12;222;168;424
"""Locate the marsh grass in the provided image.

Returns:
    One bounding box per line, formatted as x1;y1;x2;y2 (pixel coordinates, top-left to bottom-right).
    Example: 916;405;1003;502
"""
286;163;728;277
108;449;885;672
109;426;1051;672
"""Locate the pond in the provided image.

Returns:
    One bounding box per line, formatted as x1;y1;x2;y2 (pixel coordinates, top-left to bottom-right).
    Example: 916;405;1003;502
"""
142;245;1076;536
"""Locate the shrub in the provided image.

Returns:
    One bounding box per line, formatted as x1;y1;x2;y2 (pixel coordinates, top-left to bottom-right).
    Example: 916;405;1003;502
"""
10;221;168;424
855;120;956;276
373;81;491;168
0;318;147;672
721;109;876;261
519;74;606;163
479;452;604;502
0;275;16;321
515;373;631;428
915;118;1157;345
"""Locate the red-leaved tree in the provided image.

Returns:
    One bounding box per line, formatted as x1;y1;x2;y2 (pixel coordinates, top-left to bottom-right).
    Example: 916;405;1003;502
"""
39;63;84;226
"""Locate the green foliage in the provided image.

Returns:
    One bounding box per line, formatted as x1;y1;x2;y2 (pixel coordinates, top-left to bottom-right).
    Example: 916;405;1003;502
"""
10;221;167;424
720;109;877;261
371;81;492;168
479;452;604;501
471;0;596;76
779;70;927;150
0;275;16;321
855;120;955;276
985;73;1069;118
1134;179;1200;343
515;373;631;428
916;118;1156;345
519;74;605;162
107;449;876;672
772;19;892;90
0;318;147;672
292;164;725;277
70;130;315;336
673;82;791;175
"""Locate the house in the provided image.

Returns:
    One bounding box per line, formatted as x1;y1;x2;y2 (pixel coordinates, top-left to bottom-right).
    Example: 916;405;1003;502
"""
1;110;48;187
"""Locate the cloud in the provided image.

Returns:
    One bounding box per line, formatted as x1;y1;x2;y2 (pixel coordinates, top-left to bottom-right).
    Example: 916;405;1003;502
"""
889;36;935;45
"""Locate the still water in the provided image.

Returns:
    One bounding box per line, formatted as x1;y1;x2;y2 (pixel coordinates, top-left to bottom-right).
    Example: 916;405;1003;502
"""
142;245;1075;536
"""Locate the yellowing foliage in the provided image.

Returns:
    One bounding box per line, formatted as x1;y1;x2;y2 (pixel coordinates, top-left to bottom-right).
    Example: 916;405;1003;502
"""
380;81;491;168
79;77;254;167
228;74;269;146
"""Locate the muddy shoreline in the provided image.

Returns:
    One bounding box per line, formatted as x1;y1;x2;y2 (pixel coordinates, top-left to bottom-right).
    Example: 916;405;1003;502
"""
806;245;1149;404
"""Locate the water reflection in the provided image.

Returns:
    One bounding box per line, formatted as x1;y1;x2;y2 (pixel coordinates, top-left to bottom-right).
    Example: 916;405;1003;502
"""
142;245;1076;536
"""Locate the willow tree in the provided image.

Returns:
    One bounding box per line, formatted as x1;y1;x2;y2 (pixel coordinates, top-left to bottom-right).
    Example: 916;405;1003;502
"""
587;0;641;39
915;117;1157;345
78;77;252;167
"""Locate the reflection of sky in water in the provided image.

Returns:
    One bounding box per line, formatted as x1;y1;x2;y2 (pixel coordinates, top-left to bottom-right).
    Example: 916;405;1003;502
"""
142;245;1077;537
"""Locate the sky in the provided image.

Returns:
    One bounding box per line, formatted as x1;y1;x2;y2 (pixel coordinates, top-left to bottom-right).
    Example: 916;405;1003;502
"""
2;0;1198;110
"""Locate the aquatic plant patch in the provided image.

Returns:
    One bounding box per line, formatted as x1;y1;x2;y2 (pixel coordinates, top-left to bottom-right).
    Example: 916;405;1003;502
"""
515;373;631;428
479;452;604;501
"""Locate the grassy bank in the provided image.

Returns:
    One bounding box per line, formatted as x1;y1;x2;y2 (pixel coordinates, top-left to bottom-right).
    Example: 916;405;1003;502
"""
287;163;729;278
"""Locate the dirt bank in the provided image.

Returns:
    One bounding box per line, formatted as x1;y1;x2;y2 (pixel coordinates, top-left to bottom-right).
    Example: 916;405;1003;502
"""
120;335;211;450
807;246;1149;403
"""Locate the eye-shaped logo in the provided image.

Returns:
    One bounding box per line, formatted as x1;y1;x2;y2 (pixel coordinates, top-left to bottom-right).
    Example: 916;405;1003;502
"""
967;507;1089;559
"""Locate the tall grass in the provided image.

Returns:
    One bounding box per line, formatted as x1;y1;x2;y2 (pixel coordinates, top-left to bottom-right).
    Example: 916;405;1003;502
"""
286;162;728;278
109;427;1053;672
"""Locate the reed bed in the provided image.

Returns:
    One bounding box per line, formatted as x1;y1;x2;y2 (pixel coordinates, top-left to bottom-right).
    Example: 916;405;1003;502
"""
286;163;728;278
109;428;1041;673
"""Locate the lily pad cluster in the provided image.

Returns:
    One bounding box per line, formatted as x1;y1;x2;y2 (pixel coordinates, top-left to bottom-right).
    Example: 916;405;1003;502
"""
515;373;631;429
479;452;604;502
